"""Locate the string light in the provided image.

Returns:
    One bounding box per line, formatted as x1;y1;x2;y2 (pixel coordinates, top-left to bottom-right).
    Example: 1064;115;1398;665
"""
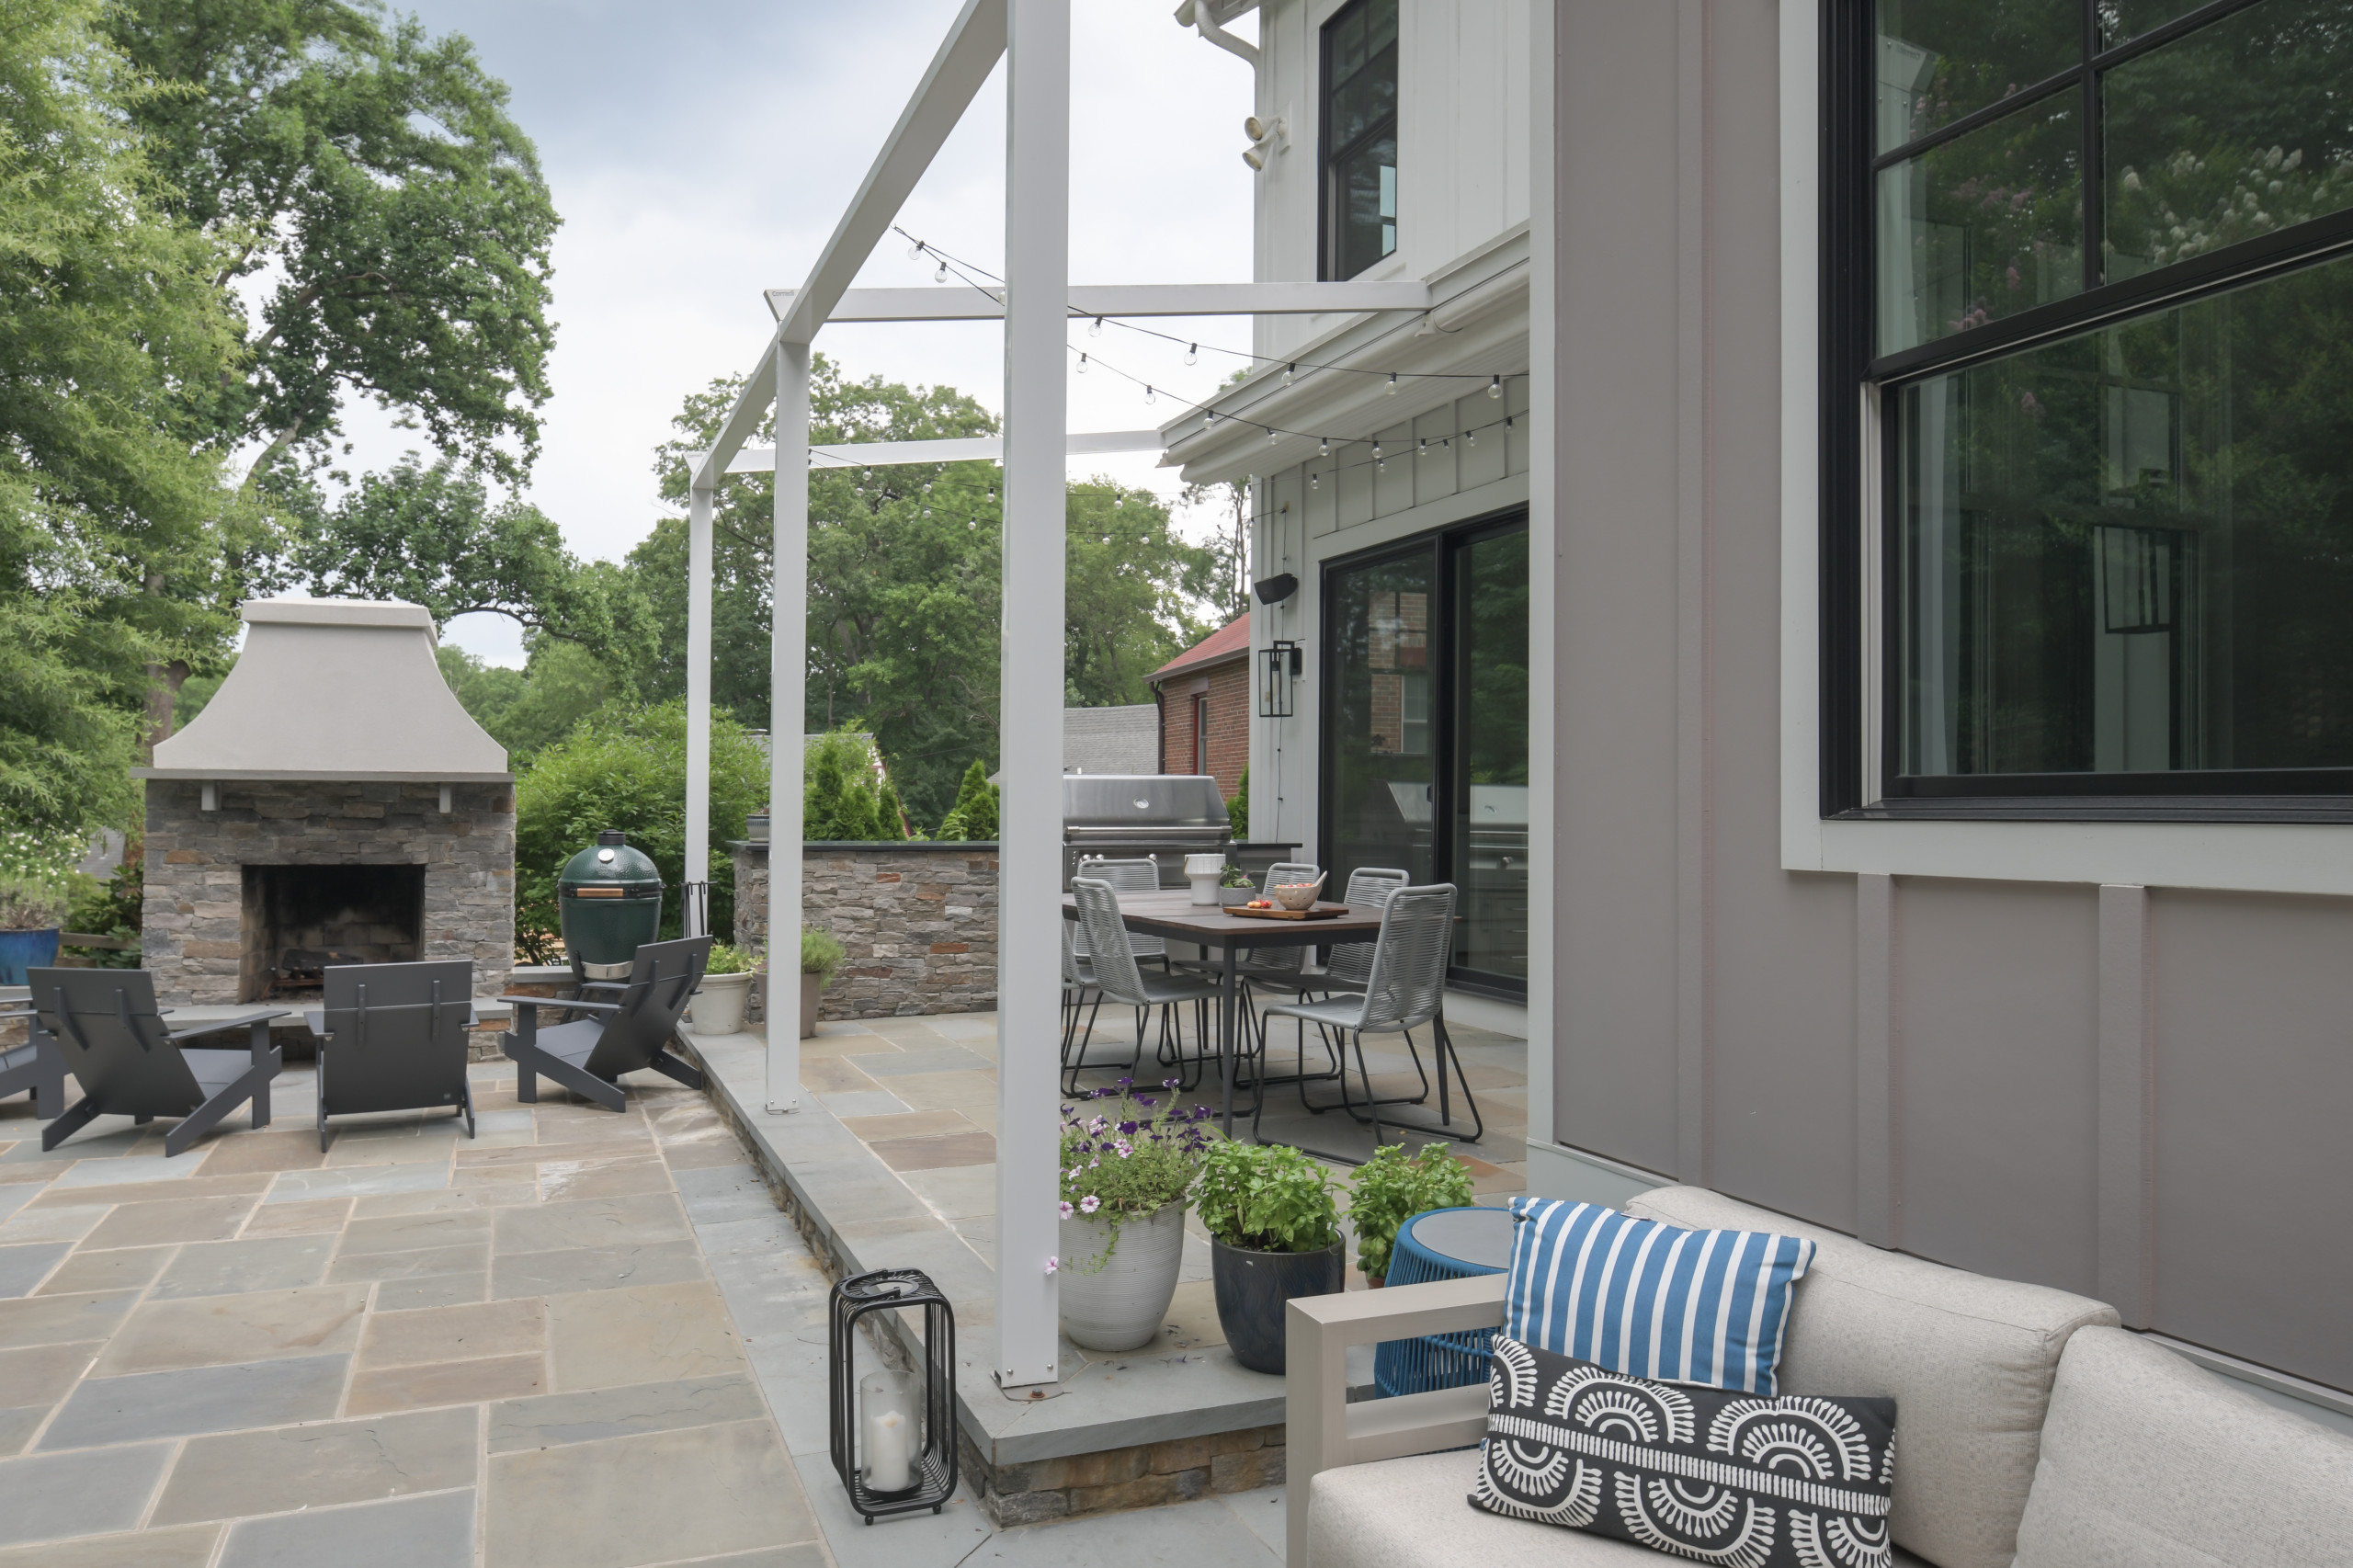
1310;472;1320;489
1417;437;1428;457
1089;316;1103;336
1077;352;1088;372
908;240;926;261
1144;385;1156;404
1386;373;1398;395
1267;426;1278;446
1282;362;1296;387
1318;438;1329;456
1371;441;1382;460
934;259;949;283
922;505;931;517
1184;343;1198;366
1488;374;1503;400
1465;429;1476;448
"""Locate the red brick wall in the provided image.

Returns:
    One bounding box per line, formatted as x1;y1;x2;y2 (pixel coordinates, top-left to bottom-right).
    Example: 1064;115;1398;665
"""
1155;659;1250;799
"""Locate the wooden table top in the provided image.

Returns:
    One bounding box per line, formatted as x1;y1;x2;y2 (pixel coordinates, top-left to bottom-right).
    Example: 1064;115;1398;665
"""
1060;888;1383;947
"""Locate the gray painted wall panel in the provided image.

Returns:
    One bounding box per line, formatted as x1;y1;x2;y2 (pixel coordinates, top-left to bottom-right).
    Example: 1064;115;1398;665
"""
1893;880;2101;1298
2147;890;2353;1391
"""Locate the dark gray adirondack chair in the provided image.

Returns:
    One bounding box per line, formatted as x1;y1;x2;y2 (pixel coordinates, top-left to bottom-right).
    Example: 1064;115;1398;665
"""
28;969;286;1156
303;960;477;1151
0;1005;66;1120
499;936;710;1111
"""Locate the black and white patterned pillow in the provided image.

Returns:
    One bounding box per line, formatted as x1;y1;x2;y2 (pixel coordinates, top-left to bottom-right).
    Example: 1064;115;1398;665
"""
1468;1336;1897;1568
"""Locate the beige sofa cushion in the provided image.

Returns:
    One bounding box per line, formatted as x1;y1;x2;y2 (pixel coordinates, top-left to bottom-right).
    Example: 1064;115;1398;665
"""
1307;1449;1934;1568
1626;1187;2117;1568
2012;1327;2353;1566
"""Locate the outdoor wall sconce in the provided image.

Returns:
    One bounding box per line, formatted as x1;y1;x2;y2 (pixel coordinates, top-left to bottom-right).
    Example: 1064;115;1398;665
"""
199;783;220;812
1260;640;1303;719
1254;573;1298;605
829;1267;956;1523
438;784;454;813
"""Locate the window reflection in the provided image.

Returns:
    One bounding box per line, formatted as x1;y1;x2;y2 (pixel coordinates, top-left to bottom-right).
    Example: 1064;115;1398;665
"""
1875;0;2077;152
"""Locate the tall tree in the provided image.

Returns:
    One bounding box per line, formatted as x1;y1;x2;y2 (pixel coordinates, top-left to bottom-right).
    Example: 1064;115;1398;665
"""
105;0;560;488
0;0;244;848
1181;479;1253;623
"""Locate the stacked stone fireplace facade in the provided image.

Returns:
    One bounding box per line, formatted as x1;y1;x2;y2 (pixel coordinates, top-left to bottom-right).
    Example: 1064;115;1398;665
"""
142;778;515;1006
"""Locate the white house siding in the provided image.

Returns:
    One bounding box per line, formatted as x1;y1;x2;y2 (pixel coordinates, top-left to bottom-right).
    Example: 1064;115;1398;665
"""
1247;0;1529;364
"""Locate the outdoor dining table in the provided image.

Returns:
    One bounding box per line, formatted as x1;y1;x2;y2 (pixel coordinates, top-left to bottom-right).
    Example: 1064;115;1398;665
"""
1059;889;1386;1135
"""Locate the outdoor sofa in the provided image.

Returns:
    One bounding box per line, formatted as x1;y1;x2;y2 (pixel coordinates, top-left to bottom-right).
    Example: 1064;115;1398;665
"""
1287;1185;2353;1568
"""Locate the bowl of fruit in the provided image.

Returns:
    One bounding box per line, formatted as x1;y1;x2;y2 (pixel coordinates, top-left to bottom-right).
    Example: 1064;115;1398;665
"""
1270;874;1327;911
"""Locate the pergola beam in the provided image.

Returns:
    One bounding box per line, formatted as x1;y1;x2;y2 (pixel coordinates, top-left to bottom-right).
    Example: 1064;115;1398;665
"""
764;279;1433;323
697;428;1162;476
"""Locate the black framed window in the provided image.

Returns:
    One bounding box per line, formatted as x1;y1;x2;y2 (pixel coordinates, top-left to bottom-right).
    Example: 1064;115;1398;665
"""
1322;0;1398;281
1826;0;2353;812
1322;512;1528;994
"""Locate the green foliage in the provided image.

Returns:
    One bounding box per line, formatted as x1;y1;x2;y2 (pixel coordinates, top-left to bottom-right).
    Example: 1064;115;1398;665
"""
0;0;246;846
0;879;73;931
511;702;767;962
1058;1087;1215;1272
704;942;752;976
800;925;845;978
1064;480;1219;709
935;760;999;841
1220;861;1253;890
1227;763;1250;836
1347;1143;1477;1281
64;858;143;967
1194;1138;1344;1255
803;731;904;842
438;641;613;766
107;0;560;485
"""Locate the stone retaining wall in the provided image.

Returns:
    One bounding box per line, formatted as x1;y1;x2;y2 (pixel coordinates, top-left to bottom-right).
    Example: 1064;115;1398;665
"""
730;842;997;1021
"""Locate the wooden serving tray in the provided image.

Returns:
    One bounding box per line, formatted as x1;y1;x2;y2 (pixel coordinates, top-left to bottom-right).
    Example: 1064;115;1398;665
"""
1226;902;1351;921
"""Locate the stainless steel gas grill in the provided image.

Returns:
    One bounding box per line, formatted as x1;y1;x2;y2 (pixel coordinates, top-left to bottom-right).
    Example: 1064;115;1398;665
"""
1062;775;1232;890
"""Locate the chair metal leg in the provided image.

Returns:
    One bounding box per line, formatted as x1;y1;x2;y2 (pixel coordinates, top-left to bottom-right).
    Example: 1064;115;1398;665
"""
1328;1017;1485;1145
39;1095;103;1152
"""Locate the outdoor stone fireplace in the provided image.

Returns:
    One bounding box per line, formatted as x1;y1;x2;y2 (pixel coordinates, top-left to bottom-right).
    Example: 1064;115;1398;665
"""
134;599;516;1006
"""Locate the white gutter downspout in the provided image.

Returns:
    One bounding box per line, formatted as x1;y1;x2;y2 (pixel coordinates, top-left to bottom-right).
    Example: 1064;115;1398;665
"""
1175;0;1258;66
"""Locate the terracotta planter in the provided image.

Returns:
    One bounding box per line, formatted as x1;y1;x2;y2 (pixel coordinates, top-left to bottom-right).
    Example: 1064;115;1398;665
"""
1059;1201;1187;1351
1211;1236;1346;1373
689;971;752;1036
800;971;826;1039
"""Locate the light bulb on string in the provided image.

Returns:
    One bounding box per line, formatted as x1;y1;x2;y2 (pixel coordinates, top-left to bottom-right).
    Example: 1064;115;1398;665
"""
1417;438;1428;458
924;481;933;494
1089;316;1103;336
922;506;931;517
1465;429;1477;449
1385;373;1398;395
1377;458;1386;473
1282;362;1296;387
1185;343;1198;366
1076;353;1088;373
1371;441;1382;460
1505;415;1515;430
1488;374;1503;400
1114;494;1125;509
1206;410;1218;427
934;260;949;282
908;240;925;261
1318;438;1329;457
863;468;872;481
1267;426;1279;446
1144;385;1156;404
1310;472;1320;490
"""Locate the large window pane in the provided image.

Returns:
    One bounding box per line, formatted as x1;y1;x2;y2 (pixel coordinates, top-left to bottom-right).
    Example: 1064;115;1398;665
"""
1334;133;1399;280
1876;0;2078;152
1328;554;1436;888
1450;532;1528;981
1897;251;2353;780
2103;0;2353;281
1878;98;2085;354
2097;0;2211;46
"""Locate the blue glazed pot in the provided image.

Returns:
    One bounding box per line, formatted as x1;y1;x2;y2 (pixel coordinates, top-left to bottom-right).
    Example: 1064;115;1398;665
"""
1211;1236;1345;1374
0;927;61;985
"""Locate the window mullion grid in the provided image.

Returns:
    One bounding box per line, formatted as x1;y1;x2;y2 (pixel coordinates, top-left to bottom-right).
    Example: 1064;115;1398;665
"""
2083;0;2104;289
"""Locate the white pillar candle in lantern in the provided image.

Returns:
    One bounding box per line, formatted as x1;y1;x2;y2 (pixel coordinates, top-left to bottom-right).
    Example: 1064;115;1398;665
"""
859;1370;914;1492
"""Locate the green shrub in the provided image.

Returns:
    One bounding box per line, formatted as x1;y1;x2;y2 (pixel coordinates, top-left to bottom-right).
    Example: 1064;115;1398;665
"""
63;858;142;968
704;942;753;975
800;925;845;980
935;758;998;840
1227;763;1249;836
1347;1142;1477;1281
512;701;767;961
0;878;72;931
804;730;906;842
1195;1137;1344;1254
1059;1085;1215;1271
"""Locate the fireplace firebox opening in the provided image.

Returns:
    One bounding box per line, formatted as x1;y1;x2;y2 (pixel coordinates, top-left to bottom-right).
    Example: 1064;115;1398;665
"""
240;864;426;1003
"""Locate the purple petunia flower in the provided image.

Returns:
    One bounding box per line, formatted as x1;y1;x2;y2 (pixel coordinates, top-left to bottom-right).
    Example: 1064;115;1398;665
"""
1046;1256;1060;1274
1058;1200;1074;1219
1080;1195;1100;1213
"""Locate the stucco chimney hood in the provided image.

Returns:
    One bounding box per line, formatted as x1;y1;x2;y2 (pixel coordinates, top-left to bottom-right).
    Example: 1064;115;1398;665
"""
133;598;512;783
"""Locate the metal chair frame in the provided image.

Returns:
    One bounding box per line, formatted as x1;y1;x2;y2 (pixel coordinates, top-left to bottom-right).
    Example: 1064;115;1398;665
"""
28;969;287;1156
1063;877;1222;1095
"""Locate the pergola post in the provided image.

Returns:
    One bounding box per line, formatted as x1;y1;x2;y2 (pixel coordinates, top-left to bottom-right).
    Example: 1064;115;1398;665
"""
767;335;812;1113
685;483;714;940
994;0;1069;1390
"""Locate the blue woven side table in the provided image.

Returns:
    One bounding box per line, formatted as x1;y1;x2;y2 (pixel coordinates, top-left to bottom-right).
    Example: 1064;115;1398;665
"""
1372;1205;1515;1397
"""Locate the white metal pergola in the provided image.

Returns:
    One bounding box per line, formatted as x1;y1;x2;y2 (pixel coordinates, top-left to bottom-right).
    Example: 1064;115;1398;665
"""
677;0;1432;1389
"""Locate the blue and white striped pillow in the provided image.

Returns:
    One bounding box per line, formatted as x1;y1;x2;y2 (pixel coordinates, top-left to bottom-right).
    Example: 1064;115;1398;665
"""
1501;1198;1816;1395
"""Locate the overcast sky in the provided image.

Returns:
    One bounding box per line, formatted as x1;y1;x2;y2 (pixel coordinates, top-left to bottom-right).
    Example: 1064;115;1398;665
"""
337;0;1261;665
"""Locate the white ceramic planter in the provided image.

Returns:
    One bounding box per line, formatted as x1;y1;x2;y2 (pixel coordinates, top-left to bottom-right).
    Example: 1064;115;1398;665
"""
689;971;752;1036
1059;1200;1187;1351
1183;852;1225;905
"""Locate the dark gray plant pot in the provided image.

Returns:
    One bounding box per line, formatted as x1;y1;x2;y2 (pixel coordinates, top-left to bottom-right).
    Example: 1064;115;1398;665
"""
1211;1236;1345;1374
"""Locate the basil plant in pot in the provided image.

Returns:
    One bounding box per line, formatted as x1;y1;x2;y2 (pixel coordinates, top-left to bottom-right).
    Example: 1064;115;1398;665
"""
1348;1142;1476;1286
1057;1082;1214;1351
1195;1139;1345;1374
799;926;845;1040
688;943;756;1037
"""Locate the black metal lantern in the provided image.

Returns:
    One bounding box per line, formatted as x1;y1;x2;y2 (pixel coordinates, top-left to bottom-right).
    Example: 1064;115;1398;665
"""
1259;639;1302;718
828;1268;957;1522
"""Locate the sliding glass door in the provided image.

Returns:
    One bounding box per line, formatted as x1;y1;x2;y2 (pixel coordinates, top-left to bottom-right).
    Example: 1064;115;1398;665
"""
1322;513;1529;994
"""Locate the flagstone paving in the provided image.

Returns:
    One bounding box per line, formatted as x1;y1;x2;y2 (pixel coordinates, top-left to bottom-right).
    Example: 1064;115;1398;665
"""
0;1042;1302;1568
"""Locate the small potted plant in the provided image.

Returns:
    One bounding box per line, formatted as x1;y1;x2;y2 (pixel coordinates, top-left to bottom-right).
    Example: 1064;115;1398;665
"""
689;943;756;1036
1057;1081;1214;1351
800;925;844;1039
0;879;69;985
1348;1142;1477;1286
1217;863;1255;906
1196;1138;1345;1373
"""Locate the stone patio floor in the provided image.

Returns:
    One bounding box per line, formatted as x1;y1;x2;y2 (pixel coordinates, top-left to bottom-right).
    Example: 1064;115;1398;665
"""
0;1052;1296;1568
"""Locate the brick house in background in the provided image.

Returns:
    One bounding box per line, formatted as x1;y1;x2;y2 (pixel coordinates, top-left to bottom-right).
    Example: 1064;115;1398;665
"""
1148;616;1249;799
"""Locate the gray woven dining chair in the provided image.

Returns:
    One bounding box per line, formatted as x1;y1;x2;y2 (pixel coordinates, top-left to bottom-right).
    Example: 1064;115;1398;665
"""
1065;877;1222;1095
1061;916;1106;1067
1073;856;1167;962
1321;866;1412;991
1226;862;1345;1108
1258;883;1483;1154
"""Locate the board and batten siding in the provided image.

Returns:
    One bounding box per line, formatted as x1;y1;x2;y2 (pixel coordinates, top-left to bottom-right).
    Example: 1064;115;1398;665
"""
1540;0;2353;1400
